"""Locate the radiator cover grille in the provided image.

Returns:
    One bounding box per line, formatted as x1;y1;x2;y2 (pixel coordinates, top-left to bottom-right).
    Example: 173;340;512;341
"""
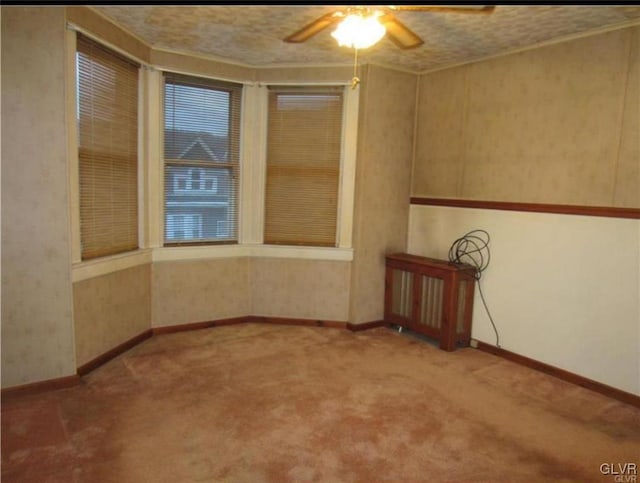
385;253;476;351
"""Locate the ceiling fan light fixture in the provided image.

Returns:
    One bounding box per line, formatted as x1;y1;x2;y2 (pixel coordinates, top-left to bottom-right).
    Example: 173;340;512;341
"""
331;11;386;49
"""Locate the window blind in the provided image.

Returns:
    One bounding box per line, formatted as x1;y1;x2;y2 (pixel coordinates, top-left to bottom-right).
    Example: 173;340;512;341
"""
163;73;242;245
77;34;139;260
264;86;344;246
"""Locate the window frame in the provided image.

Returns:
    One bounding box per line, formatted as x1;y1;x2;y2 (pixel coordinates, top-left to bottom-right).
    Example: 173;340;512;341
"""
155;81;358;259
69;29;144;264
237;83;358;251
68;32;358;283
263;86;345;247
161;73;243;247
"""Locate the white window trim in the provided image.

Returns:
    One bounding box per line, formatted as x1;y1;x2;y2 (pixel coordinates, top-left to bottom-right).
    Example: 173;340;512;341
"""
151;245;354;263
337;85;359;249
146;67;164;248
138;66;148;250
252;82;358;249
67;27;150;265
239;83;268;245
65;29;82;265
68;41;359;281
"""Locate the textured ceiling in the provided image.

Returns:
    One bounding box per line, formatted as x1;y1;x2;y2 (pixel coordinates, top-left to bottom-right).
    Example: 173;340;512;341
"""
96;5;640;72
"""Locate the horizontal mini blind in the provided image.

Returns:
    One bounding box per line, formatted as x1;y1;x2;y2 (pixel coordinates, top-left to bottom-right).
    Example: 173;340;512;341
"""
264;86;344;246
163;73;242;245
77;33;139;260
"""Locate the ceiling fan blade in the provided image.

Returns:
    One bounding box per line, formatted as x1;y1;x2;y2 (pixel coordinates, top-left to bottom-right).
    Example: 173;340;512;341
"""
284;12;343;43
392;6;495;15
380;13;424;50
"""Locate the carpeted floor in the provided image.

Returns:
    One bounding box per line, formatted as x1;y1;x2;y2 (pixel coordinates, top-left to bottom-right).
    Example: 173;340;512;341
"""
2;323;639;482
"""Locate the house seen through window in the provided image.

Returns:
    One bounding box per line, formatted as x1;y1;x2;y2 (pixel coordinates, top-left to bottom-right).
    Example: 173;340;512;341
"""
163;73;242;245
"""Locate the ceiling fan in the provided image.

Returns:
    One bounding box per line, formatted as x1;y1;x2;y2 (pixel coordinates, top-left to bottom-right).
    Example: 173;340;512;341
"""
284;5;496;50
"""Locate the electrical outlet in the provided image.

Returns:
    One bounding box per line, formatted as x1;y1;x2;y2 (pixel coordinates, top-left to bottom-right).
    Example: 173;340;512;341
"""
470;339;479;349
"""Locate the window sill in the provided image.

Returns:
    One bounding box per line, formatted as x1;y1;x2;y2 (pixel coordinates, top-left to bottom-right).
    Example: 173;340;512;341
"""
250;244;353;261
72;249;152;283
72;244;354;282
152;244;354;262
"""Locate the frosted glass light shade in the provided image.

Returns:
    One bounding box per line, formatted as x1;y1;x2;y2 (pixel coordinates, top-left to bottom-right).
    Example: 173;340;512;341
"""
331;13;386;49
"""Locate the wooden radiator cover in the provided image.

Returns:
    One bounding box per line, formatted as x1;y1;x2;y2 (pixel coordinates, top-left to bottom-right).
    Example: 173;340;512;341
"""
384;253;477;351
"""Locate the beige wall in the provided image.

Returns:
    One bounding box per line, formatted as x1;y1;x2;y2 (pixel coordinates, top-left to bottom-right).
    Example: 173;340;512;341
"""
614;27;640;207
1;7;76;387
349;65;417;324
408;25;640;395
151;49;256;83
73;264;151;366
408;205;640;395
153;258;349;325
256;66;354;84
412;26;640;208
152;258;250;327
250;258;351;321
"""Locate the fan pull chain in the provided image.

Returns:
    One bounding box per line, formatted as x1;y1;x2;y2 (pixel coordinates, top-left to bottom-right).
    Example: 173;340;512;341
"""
351;48;360;89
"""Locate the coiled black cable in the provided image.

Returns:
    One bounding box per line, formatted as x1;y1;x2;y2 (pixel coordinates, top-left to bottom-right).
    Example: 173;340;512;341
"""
448;229;500;348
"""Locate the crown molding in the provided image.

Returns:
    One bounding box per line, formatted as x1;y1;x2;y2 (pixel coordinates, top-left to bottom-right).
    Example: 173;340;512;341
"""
151;45;258;69
84;7;640;82
84;6;421;75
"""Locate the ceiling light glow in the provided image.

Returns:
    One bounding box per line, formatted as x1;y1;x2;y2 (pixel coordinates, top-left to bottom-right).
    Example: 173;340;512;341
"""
331;12;386;49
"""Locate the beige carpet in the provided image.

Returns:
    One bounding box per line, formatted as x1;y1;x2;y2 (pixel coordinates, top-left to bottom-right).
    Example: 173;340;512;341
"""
2;323;639;482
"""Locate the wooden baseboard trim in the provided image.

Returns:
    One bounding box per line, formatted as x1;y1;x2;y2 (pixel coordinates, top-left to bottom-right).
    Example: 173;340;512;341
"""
347;320;390;331
152;316;250;335
1;374;81;400
248;316;347;329
77;329;153;376
4;315;376;396
410;197;640;220
475;341;640;409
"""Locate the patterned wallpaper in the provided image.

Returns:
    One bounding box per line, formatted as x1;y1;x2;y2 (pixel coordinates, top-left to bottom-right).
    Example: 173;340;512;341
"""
152;258;250;328
350;65;416;324
412;25;640;208
250;258;351;321
151;257;350;325
74;265;151;366
95;5;640;72
1;8;77;387
614;26;640;207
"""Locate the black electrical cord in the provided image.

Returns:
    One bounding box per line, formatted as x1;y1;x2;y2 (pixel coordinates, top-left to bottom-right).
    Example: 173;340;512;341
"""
448;229;500;348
